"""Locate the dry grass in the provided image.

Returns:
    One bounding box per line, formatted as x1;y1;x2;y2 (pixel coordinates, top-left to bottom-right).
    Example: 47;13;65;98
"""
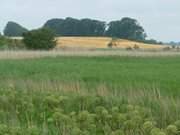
1;50;180;59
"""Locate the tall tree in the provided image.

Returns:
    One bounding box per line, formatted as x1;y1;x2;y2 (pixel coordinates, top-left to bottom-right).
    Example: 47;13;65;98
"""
44;17;147;40
44;18;64;36
4;21;28;37
62;17;80;36
106;17;147;40
78;19;106;36
44;18;106;36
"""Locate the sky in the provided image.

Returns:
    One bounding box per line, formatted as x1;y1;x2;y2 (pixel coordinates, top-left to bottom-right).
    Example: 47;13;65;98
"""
0;0;179;42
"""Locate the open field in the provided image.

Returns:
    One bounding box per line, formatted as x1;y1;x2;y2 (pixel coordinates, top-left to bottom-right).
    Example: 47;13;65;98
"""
57;37;167;49
0;54;180;134
11;36;168;49
1;55;180;95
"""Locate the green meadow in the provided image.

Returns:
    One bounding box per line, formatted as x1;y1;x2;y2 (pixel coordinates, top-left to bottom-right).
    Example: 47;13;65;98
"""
0;56;180;96
0;55;180;135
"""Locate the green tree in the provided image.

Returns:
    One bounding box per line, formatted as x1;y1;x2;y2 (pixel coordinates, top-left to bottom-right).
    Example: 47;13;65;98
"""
23;28;56;50
106;17;147;40
43;18;64;36
4;21;28;37
44;17;106;36
62;17;80;36
78;19;106;36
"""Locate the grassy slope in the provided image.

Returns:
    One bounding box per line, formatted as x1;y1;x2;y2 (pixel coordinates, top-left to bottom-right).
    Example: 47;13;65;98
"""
0;56;180;96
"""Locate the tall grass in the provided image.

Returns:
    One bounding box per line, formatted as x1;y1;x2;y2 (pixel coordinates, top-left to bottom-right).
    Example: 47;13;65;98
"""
0;56;180;95
0;55;180;134
0;50;180;59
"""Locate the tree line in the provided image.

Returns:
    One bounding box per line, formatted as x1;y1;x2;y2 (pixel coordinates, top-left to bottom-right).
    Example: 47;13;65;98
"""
44;17;147;41
3;17;147;41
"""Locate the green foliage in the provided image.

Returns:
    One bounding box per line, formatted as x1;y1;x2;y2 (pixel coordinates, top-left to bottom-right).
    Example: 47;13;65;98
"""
44;17;147;41
166;125;178;135
106;17;147;40
44;17;106;36
143;121;156;133
4;21;28;37
150;128;167;135
0;36;25;49
0;36;8;47
1;56;180;95
174;120;180;130
3;17;155;42
0;56;180;134
23;28;56;50
0;88;179;135
3;17;167;44
143;39;164;45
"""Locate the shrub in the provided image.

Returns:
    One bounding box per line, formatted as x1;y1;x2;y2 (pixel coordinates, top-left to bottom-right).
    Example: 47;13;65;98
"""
172;45;176;49
126;46;133;50
174;120;180;130
108;38;118;48
108;42;113;48
143;121;155;133
133;44;140;50
166;125;178;135
23;28;56;50
163;47;171;51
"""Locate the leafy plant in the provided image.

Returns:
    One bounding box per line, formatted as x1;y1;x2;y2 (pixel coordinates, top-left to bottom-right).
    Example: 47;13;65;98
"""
23;28;56;50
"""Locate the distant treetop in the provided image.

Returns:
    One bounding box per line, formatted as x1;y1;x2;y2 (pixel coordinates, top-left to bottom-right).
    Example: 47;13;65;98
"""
106;17;147;41
43;17;146;41
4;21;28;37
44;17;106;37
3;17;148;41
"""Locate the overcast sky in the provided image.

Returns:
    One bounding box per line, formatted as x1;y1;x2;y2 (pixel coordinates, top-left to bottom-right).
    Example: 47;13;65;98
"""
0;0;179;42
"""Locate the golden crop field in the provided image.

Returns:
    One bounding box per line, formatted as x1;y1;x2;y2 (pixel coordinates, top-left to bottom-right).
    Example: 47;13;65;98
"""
56;37;167;49
11;36;168;49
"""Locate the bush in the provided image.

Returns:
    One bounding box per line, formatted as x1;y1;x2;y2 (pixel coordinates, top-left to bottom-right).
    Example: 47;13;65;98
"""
108;38;118;48
133;44;140;50
163;47;171;51
126;46;133;50
108;42;113;48
23;28;56;50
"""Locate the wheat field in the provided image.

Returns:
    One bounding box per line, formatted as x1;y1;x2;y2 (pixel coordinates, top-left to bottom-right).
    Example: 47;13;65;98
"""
56;37;167;49
11;36;167;49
